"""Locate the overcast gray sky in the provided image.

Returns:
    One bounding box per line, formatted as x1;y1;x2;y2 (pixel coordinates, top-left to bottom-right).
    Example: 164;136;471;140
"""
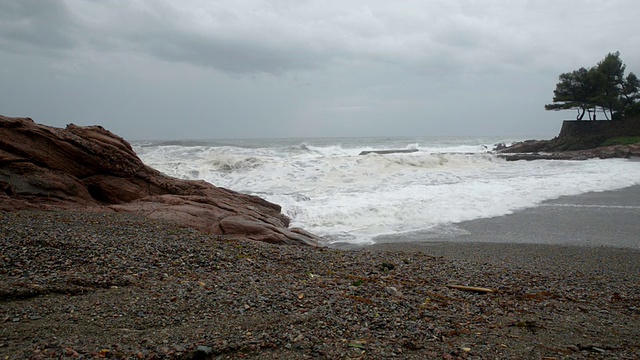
1;0;639;140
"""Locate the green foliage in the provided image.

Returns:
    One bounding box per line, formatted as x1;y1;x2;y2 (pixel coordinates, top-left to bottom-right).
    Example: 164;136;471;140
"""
600;136;640;147
545;52;639;121
544;67;598;120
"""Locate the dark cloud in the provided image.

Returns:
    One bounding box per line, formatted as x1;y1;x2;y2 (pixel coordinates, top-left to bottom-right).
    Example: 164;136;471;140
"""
130;29;324;75
0;0;79;53
1;1;639;140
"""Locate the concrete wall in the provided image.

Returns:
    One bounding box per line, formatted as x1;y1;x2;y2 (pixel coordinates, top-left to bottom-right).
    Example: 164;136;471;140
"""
559;119;640;138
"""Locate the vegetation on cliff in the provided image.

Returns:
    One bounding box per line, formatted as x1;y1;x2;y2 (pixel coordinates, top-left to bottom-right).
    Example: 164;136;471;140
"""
600;136;640;146
545;52;640;121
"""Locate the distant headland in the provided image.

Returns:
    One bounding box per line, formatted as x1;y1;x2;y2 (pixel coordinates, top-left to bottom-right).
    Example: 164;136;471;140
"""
499;51;640;160
497;117;640;161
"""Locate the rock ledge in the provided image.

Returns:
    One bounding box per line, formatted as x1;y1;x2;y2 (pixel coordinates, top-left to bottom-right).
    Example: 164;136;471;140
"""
497;139;640;161
0;116;320;246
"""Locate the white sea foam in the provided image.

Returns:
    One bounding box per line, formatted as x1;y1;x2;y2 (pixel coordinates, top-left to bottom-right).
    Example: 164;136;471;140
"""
135;137;640;245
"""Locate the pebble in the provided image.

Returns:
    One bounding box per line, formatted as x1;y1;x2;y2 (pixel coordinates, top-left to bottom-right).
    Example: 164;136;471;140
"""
1;210;638;359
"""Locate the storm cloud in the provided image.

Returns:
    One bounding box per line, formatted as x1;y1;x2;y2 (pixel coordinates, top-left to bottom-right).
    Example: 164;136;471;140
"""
1;0;639;139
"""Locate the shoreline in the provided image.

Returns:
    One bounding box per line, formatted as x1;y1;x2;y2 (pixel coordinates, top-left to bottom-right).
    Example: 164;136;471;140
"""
335;184;640;251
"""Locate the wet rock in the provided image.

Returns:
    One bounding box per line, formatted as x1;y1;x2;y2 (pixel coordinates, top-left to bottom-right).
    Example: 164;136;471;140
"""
498;144;640;161
0;116;319;246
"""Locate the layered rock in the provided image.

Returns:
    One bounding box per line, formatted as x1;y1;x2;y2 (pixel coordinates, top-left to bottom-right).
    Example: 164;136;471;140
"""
0;116;319;246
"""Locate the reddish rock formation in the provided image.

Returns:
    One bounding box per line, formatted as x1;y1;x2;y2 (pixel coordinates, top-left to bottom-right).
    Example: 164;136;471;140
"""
0;116;320;246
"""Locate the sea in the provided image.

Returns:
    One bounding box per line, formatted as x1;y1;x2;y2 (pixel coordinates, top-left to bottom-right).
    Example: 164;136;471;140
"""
132;136;640;247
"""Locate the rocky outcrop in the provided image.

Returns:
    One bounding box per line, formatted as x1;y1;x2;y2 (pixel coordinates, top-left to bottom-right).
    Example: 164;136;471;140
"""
497;139;551;154
0;116;320;246
498;139;640;161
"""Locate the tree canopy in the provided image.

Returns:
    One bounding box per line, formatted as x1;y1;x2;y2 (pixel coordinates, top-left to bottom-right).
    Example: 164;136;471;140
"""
545;52;640;120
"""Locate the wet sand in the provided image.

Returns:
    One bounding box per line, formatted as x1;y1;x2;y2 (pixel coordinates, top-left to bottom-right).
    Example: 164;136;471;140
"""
351;185;640;275
362;184;640;249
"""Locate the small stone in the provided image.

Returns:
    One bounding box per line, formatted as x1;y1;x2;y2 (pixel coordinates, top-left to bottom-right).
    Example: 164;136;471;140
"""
29;315;42;320
385;286;402;296
380;263;395;271
195;345;212;356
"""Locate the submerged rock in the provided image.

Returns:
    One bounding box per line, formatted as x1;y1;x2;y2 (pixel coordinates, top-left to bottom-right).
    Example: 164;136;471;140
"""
359;149;419;155
498;144;640;161
0;115;320;246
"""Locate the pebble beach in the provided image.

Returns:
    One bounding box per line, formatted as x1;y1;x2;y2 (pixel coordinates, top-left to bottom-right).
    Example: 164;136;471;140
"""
2;207;640;359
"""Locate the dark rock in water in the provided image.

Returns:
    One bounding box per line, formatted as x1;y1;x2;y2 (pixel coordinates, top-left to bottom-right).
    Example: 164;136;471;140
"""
0;115;320;246
498;153;576;161
359;149;419;155
497;137;640;161
498;145;640;161
493;143;507;151
498;139;550;153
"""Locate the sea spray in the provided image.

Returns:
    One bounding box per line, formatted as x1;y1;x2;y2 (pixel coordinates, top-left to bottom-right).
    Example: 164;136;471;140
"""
135;136;640;245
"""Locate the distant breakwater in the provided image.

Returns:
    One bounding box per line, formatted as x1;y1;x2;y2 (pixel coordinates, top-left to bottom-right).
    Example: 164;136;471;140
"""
359;149;419;155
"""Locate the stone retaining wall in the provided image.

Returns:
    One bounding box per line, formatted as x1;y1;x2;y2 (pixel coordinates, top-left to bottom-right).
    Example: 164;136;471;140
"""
559;119;640;138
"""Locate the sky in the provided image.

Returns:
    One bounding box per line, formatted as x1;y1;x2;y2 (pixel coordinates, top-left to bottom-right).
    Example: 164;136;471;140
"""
1;0;639;140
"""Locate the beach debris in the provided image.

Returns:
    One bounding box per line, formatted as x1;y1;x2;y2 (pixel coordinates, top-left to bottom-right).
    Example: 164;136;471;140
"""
510;320;540;330
379;262;395;271
348;340;367;349
447;285;495;293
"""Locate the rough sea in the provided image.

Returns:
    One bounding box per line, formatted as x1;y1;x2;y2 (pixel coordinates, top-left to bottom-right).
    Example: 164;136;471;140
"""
133;136;640;246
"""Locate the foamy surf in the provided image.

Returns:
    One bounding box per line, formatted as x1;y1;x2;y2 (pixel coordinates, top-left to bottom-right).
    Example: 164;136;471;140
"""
134;136;640;245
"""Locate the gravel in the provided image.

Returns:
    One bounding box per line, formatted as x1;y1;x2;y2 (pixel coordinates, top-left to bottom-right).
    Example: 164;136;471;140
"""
1;210;639;359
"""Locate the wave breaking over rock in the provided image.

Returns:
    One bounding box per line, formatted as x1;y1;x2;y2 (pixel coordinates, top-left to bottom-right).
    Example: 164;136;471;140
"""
0;115;320;246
